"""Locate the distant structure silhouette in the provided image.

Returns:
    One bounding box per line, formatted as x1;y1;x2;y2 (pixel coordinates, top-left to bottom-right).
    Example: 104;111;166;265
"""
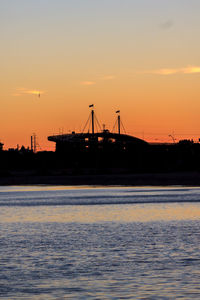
1;107;200;176
48;107;148;155
31;134;37;153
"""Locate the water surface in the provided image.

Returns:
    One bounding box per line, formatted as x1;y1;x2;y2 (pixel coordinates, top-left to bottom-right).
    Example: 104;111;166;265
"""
1;186;200;299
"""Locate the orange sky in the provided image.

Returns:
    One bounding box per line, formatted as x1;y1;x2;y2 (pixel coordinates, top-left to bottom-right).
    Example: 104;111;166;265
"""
1;0;200;150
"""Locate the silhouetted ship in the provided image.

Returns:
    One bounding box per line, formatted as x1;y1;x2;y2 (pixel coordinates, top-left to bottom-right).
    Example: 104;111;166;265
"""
48;107;148;155
46;107;200;171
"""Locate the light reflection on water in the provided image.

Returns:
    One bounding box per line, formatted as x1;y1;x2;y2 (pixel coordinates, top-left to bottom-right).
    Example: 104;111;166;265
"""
2;203;200;223
1;186;200;299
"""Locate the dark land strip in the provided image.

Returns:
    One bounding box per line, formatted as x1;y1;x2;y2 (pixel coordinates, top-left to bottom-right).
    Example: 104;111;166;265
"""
1;171;200;186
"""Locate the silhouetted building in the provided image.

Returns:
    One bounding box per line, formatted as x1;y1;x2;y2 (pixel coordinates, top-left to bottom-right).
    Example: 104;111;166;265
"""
48;130;148;154
48;108;148;154
48;108;149;168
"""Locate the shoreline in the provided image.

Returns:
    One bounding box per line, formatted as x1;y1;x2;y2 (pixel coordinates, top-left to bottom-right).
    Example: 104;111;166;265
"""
0;171;200;186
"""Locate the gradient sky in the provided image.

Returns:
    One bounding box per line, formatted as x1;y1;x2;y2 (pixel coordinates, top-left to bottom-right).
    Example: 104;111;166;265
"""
1;0;200;150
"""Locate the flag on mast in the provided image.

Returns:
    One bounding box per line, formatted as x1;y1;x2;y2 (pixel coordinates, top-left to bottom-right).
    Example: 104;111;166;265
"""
89;104;94;107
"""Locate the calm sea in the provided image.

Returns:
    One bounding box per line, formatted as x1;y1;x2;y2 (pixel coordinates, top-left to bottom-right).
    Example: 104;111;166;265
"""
1;186;200;299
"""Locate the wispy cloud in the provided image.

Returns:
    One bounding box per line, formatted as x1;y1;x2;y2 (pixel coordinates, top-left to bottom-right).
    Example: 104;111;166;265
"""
152;68;180;75
12;88;45;97
159;20;174;30
182;66;200;74
144;66;200;75
81;81;96;86
25;90;43;95
81;75;116;86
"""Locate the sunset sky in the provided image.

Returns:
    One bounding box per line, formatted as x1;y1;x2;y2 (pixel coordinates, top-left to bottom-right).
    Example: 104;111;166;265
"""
1;0;200;150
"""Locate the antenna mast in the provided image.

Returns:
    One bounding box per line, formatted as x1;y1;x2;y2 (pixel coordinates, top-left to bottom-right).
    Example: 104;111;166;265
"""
31;136;33;151
89;104;95;134
91;109;94;134
82;104;102;133
169;134;176;143
116;110;120;134
31;133;37;153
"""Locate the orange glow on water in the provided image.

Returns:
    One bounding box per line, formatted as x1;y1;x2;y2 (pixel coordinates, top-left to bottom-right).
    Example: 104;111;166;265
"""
2;203;200;224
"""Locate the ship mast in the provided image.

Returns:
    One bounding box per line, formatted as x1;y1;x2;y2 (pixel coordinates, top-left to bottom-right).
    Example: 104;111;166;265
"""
89;104;95;134
91;109;94;135
82;105;102;134
116;110;120;134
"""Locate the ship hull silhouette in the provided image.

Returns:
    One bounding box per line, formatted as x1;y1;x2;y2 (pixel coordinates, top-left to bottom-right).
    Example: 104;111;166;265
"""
48;108;148;155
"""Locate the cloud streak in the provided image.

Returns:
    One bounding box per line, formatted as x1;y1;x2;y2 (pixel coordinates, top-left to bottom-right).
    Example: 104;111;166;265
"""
101;75;116;80
13;88;45;97
80;75;116;86
159;20;174;30
81;81;96;86
145;66;200;75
